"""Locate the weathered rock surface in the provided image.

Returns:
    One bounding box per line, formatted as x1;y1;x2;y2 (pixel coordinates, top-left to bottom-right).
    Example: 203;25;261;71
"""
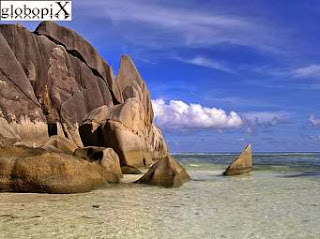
0;147;111;193
223;144;253;176
79;56;168;167
74;146;122;183
0;21;172;192
121;165;142;175
0;30;48;147
34;21;123;104
135;156;191;187
0;23;115;147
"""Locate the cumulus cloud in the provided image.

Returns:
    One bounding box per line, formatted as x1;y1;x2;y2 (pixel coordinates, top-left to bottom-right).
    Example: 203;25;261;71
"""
309;114;320;127
291;64;320;78
152;99;289;132
152;99;243;129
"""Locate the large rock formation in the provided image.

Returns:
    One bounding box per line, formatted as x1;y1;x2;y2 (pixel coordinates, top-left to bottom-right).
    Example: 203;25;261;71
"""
34;21;123;104
223;144;253;176
0;22;168;168
0;146;112;193
79;56;168;167
0;30;48;147
0;23;110;147
135;156;191;187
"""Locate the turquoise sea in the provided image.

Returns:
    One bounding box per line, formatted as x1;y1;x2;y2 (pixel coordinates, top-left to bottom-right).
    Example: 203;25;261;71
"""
175;152;320;176
0;153;320;239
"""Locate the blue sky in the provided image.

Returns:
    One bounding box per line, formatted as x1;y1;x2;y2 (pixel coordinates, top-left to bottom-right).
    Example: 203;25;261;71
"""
5;0;320;152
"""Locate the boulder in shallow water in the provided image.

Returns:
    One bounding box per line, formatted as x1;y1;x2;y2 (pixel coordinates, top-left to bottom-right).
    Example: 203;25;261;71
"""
74;146;122;183
223;144;252;176
135;156;191;187
0;146;112;193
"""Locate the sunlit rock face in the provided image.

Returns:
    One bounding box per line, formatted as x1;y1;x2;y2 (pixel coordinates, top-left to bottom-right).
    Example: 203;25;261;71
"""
79;56;168;167
0;23;115;147
34;21;123;104
0;21;168;168
223;144;253;176
0;30;48;147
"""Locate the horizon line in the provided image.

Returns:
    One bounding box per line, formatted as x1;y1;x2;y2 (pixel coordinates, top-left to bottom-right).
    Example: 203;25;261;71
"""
171;151;320;154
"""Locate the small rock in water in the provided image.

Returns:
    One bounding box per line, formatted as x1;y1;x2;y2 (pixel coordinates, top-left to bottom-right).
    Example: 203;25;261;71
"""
223;144;252;176
92;204;100;208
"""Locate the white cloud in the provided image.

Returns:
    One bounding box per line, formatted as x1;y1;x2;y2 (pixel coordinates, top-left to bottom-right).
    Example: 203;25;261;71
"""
175;56;234;73
291;64;320;78
152;99;243;129
152;99;289;133
310;114;320;126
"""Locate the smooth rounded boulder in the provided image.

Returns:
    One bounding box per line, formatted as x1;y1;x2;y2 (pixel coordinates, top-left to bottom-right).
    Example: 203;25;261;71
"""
223;144;253;176
135;156;191;187
0;146;112;193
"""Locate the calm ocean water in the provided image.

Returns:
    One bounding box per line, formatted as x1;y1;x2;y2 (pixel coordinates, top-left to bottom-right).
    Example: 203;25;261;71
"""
175;152;320;167
175;152;320;175
0;153;320;239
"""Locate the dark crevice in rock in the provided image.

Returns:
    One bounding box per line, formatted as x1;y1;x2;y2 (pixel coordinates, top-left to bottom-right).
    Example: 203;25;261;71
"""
57;105;70;139
109;89;120;105
79;124;105;147
85;148;104;162
78;122;127;166
48;123;57;136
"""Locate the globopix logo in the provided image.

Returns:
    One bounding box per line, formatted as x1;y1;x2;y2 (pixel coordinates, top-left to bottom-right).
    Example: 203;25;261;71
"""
0;0;72;21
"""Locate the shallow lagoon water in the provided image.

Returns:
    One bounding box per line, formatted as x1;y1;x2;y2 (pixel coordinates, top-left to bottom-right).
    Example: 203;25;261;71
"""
1;153;320;239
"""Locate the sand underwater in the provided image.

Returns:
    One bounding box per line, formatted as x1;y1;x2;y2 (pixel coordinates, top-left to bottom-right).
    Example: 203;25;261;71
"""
0;153;320;239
